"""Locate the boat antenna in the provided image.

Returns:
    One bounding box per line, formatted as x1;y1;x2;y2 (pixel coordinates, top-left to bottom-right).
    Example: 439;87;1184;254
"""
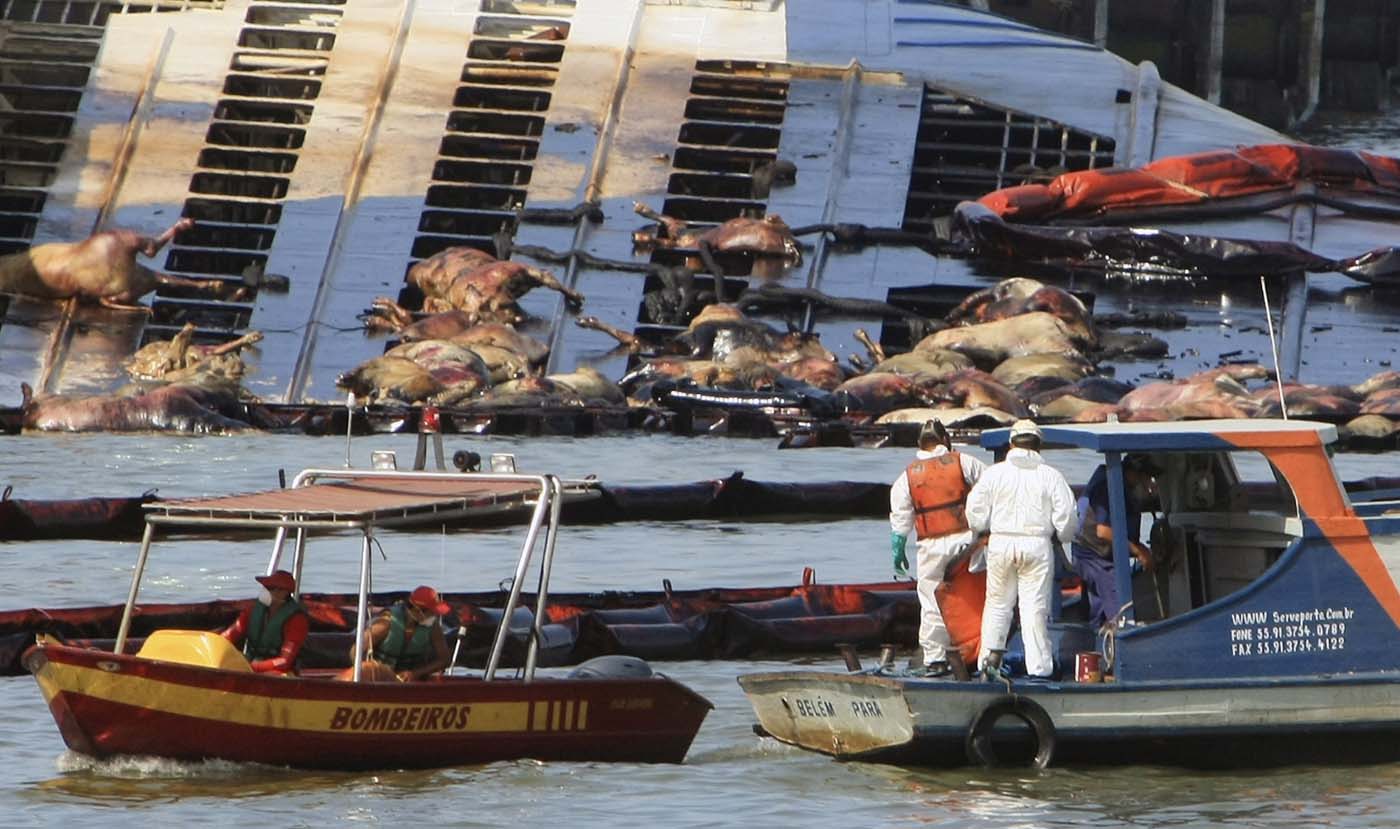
1259;275;1288;420
344;389;355;464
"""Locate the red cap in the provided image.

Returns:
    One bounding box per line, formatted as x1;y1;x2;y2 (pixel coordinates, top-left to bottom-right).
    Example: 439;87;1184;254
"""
410;585;450;616
421;405;441;434
256;569;296;592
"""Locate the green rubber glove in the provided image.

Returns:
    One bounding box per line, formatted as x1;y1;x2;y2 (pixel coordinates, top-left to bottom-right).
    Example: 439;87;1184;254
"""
891;532;910;577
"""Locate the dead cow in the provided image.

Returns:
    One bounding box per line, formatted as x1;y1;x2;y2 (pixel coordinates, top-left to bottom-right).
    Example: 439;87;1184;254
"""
631;202;802;267
126;322;264;383
399;246;583;323
0;218;282;311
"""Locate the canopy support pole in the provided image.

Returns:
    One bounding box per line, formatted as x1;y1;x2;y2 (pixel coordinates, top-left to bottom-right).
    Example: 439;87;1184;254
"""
115;522;157;654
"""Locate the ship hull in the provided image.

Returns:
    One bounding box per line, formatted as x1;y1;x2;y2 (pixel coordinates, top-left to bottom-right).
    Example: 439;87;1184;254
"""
739;670;1400;768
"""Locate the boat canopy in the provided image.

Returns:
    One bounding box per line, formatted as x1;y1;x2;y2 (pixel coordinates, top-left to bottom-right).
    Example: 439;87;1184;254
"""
148;473;563;530
979;418;1337;453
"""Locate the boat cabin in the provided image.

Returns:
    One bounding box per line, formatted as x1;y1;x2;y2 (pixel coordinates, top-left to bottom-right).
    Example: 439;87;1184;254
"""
980;419;1400;682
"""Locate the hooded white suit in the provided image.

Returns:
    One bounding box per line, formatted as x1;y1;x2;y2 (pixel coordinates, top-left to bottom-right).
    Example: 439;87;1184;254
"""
964;446;1078;677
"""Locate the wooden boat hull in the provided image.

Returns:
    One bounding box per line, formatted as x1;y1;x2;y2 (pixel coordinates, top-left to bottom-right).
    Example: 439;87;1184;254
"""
27;641;712;769
739;670;1400;767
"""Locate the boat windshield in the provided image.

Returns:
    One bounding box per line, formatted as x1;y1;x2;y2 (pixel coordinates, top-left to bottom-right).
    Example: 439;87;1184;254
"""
1076;448;1302;625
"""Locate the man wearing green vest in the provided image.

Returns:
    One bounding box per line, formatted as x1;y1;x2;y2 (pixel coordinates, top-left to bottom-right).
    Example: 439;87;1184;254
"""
220;569;309;675
358;585;453;682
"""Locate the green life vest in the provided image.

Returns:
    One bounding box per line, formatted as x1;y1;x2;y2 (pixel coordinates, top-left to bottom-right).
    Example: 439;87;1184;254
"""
378;604;433;671
244;598;305;661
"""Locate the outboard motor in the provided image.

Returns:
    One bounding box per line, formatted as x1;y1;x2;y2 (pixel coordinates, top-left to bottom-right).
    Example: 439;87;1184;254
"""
568;655;655;679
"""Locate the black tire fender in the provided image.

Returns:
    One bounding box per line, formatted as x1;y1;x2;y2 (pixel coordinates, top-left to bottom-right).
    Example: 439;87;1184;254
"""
964;694;1056;769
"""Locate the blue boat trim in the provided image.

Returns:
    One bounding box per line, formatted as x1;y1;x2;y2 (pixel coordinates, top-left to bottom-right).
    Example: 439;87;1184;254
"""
892;16;1043;33
898;669;1400;694
896;39;1102;52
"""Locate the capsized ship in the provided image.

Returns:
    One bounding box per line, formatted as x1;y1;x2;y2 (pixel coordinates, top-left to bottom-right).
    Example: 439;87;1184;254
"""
740;419;1400;768
3;0;1306;404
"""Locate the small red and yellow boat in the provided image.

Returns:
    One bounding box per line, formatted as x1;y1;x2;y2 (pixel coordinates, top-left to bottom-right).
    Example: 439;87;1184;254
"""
25;466;712;769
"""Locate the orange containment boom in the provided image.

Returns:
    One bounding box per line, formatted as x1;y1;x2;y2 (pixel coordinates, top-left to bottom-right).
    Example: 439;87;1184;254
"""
977;143;1400;223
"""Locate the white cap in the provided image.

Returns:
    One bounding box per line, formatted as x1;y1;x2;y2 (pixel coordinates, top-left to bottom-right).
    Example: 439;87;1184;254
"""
1009;419;1041;439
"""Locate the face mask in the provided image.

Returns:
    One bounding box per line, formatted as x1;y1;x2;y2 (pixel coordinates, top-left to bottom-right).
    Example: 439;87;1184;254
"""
421;615;439;628
257;587;273;606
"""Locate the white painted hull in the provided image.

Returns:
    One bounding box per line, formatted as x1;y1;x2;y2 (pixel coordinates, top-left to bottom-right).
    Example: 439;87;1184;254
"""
739;670;1400;766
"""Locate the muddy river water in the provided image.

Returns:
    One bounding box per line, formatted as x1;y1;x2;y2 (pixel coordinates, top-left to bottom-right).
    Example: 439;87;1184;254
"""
4;112;1400;828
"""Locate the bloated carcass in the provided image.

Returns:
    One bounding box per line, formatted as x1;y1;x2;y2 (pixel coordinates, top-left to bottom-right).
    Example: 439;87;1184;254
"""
0;219;284;310
390;246;583;324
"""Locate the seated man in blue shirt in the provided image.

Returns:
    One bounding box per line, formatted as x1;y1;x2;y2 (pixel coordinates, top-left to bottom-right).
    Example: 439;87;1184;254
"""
1070;455;1159;628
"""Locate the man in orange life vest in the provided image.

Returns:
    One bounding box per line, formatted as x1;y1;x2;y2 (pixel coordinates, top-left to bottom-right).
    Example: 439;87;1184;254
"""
889;419;987;676
220;569;309;675
357;585;453;682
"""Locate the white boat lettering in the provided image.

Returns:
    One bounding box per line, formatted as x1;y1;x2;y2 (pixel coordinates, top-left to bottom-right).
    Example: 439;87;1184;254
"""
849;700;883;718
792;697;837;718
330;704;472;732
1228;607;1351;657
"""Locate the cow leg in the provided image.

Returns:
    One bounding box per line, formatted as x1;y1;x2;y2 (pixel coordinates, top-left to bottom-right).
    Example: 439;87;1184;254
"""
99;297;154;313
138;217;195;257
525;267;584;311
574;315;641;352
154;273;251;302
632;201;686;238
853;328;886;365
696;241;725;302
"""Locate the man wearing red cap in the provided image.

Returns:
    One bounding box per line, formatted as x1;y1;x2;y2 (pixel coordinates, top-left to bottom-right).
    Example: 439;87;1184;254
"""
357;585;452;682
220;569;309;675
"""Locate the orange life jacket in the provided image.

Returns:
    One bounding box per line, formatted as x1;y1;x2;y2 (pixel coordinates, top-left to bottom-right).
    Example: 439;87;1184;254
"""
935;551;985;666
907;452;970;539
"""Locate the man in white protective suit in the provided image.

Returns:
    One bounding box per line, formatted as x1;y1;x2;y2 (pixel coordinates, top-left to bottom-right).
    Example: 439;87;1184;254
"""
964;419;1078;678
889;418;987;676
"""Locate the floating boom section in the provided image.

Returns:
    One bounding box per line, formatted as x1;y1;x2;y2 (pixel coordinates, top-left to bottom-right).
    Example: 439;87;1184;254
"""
0;576;920;676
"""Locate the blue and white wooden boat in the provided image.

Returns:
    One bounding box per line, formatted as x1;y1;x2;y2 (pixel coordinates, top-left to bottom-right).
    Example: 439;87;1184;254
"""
739;418;1400;768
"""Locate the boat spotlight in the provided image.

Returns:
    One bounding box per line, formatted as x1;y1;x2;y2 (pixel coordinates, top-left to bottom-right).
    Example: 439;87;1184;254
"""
371;450;398;470
490;453;517;474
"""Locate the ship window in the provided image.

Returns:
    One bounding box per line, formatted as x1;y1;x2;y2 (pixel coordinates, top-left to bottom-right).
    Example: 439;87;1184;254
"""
183;198;282;225
0;213;37;239
900;84;1116;235
197;148;300;175
144;301;253;337
223;73;323;100
168;222;275;251
1117;451;1301;625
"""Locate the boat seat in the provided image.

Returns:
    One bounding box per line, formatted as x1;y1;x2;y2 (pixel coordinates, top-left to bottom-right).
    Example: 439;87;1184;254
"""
136;630;253;672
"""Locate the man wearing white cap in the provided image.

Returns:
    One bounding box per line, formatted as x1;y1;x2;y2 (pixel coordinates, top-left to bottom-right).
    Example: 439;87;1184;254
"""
964;419;1078;678
889;418;986;676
